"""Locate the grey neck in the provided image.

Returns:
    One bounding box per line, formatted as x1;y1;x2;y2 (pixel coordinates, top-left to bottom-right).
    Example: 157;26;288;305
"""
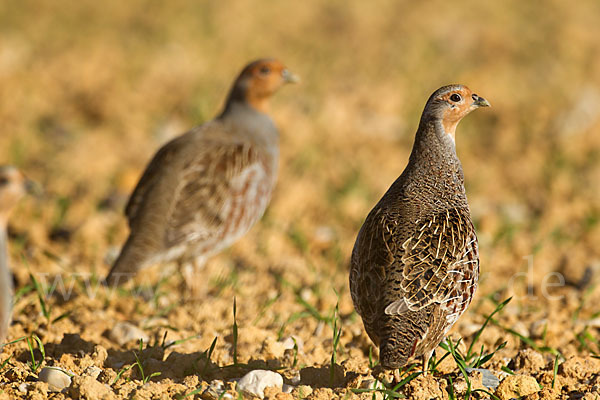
218;101;279;148
405;118;466;197
412;119;458;161
219;96;246;119
219;100;262;119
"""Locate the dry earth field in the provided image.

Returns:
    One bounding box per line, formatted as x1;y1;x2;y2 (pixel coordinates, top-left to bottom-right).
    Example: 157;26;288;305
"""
1;1;600;399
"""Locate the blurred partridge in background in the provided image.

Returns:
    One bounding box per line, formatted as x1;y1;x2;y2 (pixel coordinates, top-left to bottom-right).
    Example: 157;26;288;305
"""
350;85;490;374
0;166;30;348
106;59;298;292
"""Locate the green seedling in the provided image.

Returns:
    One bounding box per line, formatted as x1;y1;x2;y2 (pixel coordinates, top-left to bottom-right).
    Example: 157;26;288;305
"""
252;292;280;325
329;301;342;386
26;334;46;374
501;365;515;375
176;387;203;399
552;353;560;389
368;346;379;369
465;297;511;362
443;337;500;400
277;310;312;340
352;364;421;399
576;327;599;355
199;336;218;376
111;364;134;386
491;317;561;356
160;331;199;351
28;272;71;326
291;337;299;368
446;376;456;399
0;355;12;371
133;339;161;384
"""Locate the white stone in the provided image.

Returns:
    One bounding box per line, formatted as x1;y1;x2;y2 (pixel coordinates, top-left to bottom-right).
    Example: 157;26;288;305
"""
18;382;28;393
299;288;312;302
359;378;386;390
108;321;149;346
38;367;72;392
584;318;600;328
281;335;304;352
237;370;283;399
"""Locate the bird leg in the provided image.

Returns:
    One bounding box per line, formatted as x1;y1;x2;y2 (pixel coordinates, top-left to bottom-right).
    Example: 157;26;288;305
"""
181;256;206;298
393;368;402;383
422;349;434;376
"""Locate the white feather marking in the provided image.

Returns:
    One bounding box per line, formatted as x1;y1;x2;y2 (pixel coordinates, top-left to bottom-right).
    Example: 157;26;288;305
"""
384;299;410;315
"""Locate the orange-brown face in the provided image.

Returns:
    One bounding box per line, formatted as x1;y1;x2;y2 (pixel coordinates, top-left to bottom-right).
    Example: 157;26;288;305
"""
236;59;298;112
429;85;490;140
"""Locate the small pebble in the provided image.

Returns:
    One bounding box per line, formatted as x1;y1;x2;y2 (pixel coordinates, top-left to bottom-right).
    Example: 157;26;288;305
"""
237;370;284;399
300;288;312;302
281;335;304;352
359;378;386;390
108;321;149;346
203;380;232;400
38;367;72;392
18;382;28;393
466;368;500;390
83;365;103;379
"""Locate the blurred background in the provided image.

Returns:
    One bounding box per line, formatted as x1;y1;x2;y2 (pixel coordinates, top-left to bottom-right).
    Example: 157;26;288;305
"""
1;0;600;396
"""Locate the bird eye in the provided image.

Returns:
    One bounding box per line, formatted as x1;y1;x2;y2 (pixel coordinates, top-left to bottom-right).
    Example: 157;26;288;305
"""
450;93;462;102
259;66;271;75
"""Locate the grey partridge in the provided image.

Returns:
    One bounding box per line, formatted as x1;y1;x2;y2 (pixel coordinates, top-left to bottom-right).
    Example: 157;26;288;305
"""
0;166;30;348
106;59;298;291
349;84;490;374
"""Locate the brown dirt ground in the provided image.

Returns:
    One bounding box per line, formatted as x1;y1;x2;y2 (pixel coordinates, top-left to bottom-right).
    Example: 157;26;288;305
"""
2;0;600;399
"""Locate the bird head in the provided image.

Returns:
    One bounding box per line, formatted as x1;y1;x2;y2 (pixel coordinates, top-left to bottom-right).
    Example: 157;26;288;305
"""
0;166;35;224
422;84;490;141
226;58;299;114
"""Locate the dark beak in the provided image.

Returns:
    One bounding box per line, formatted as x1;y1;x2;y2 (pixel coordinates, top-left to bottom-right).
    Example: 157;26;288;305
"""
473;95;491;108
